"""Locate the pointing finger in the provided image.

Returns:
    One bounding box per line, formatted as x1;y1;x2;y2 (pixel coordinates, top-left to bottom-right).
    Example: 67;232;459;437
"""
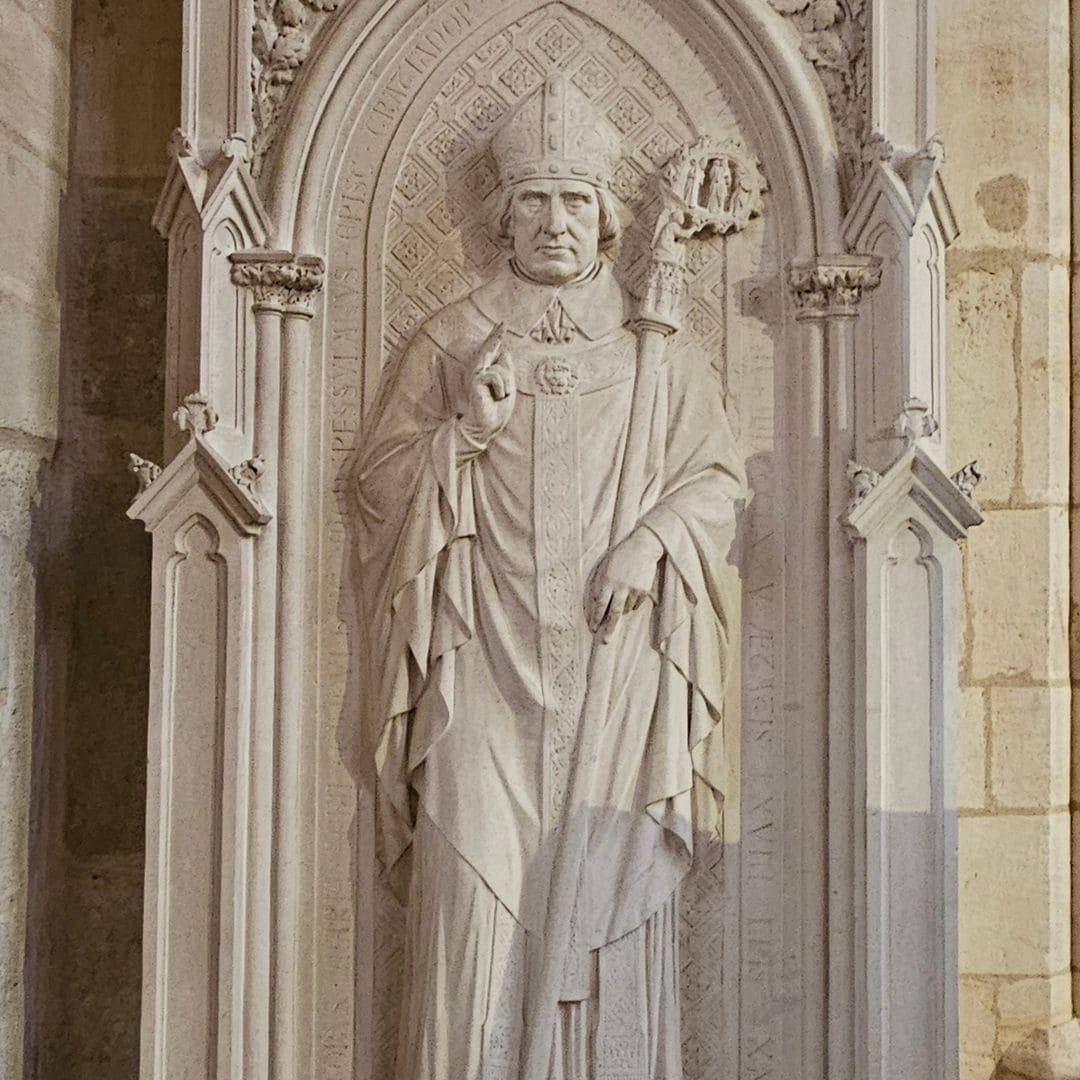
475;321;507;373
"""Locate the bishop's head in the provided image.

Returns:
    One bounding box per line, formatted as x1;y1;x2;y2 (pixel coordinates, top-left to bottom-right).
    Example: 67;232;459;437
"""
489;74;624;285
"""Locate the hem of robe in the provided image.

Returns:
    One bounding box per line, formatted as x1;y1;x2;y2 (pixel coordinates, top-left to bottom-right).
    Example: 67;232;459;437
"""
395;808;683;1080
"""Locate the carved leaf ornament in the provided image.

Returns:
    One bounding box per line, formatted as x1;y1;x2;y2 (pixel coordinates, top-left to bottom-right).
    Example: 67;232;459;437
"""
767;0;868;199
252;0;341;174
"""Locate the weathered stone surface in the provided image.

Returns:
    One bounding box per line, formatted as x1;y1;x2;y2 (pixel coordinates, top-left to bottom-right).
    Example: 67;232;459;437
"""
961;977;999;1060
965;508;1069;684
990;687;1070;810
938;0;1070;257
0;447;46;1080
963;1052;999;1080
959;813;1069;976
0;135;64;300
0;1;69;443
947;266;1018;507
997;973;1072;1031
64;182;168;421
70;0;181;179
994;1017;1080;1080
34;858;144;1080
0;4;69;1078
24;0;179;1073
4;0;71;171
0;288;62;441
1018;262;1070;507
959;686;989;810
975;176;1030;236
942;0;1072;1069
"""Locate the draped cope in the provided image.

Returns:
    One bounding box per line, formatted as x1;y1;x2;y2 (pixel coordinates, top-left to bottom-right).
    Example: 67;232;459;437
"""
355;257;745;955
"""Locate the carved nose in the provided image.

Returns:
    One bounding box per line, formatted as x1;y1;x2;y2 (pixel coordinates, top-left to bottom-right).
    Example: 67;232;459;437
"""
542;200;568;235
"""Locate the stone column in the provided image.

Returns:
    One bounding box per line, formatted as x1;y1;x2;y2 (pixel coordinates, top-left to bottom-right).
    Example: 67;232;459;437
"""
230;250;325;1080
276;258;323;1080
789;256;883;1080
228;251;292;1080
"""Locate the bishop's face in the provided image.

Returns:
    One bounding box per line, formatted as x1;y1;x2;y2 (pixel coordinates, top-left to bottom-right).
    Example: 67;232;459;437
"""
507;179;601;285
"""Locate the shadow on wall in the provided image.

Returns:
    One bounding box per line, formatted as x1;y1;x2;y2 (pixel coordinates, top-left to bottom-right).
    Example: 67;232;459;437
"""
26;0;180;1076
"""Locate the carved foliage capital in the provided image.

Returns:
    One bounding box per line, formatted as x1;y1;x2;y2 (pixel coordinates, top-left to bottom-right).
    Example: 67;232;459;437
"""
788;255;881;319
230;252;326;314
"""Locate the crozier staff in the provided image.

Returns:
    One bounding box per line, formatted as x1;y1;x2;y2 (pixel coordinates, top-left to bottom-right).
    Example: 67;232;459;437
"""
356;74;745;1079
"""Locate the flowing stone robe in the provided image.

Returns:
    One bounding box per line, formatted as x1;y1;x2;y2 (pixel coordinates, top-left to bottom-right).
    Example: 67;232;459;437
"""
356;258;744;1079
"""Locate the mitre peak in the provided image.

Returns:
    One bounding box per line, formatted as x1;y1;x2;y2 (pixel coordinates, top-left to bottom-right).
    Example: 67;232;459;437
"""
490;73;622;189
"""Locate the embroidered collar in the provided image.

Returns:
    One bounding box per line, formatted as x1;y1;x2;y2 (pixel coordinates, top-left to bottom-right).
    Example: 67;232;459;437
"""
470;258;632;341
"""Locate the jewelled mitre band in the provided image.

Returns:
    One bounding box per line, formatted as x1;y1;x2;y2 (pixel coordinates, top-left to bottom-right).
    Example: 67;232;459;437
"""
490;73;622;188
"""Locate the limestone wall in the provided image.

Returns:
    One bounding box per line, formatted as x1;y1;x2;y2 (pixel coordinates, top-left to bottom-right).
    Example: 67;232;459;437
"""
0;3;70;1077
938;2;1073;1075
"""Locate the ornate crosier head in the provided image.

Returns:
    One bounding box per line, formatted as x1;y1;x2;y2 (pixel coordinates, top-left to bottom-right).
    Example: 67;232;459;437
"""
489;73;623;284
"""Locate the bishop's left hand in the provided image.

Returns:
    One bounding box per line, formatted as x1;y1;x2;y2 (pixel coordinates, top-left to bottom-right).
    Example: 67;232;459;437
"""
586;528;665;644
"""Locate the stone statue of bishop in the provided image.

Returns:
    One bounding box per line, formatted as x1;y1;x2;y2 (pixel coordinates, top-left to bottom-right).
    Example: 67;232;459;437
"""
356;74;745;1080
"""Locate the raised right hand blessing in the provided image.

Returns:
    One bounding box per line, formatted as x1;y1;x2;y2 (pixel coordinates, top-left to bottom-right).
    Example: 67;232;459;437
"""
460;320;516;445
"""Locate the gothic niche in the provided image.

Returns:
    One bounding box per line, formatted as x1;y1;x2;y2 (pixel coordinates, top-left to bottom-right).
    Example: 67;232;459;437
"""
320;4;783;1077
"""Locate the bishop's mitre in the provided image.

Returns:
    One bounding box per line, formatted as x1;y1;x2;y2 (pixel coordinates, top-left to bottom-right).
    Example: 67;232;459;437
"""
490;73;623;189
